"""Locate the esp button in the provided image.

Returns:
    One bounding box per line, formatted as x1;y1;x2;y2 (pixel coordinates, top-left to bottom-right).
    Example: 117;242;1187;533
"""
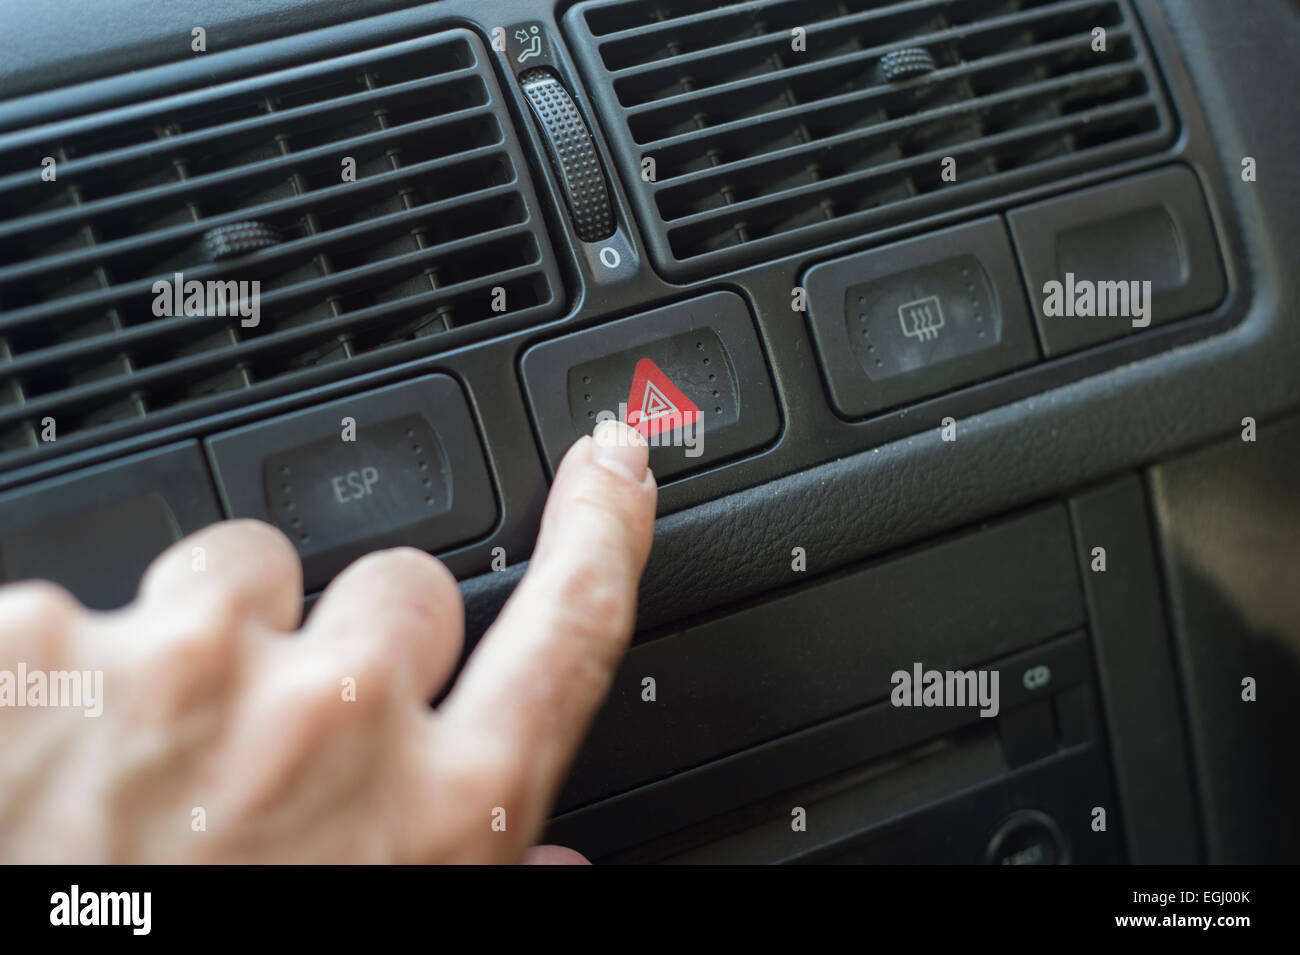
521;291;779;482
206;375;495;590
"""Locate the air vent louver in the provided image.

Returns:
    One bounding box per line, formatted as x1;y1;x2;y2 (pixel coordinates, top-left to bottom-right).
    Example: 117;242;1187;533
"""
567;0;1176;279
0;29;562;470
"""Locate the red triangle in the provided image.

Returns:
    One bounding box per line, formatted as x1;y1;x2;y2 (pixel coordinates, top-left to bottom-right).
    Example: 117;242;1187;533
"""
624;357;700;438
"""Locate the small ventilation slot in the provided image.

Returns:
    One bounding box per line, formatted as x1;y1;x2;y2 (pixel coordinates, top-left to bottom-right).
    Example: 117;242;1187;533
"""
0;28;562;469
566;0;1176;278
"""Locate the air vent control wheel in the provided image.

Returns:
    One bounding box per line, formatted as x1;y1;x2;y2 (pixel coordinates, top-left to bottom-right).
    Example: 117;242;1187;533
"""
519;68;615;243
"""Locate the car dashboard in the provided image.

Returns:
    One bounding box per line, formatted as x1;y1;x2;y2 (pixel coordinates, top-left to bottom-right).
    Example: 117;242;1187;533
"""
0;0;1297;866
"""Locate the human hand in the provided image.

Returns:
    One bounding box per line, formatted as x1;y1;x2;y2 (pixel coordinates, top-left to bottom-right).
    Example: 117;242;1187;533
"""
0;420;655;863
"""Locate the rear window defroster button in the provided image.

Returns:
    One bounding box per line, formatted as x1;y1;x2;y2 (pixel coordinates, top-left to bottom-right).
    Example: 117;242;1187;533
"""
803;217;1038;417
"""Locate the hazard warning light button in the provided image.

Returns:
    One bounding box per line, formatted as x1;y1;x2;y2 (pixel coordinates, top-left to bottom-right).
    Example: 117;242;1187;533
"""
625;357;699;438
521;291;779;482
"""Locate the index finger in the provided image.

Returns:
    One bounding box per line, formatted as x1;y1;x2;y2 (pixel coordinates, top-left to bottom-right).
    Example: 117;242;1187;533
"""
438;420;656;802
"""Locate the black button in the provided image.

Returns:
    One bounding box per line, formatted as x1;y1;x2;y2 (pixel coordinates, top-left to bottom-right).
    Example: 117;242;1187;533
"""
995;631;1091;712
985;810;1067;865
803;217;1038;417
1054;684;1098;747
521;291;779;482
205;375;495;590
0;442;223;610
999;699;1058;769
1008;165;1226;357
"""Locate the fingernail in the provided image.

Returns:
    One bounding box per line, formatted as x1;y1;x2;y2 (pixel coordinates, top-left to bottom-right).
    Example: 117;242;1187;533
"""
591;419;649;483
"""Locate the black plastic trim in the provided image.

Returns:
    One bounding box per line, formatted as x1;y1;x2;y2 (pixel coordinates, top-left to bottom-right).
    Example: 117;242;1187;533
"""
1068;475;1201;864
0;0;1286;623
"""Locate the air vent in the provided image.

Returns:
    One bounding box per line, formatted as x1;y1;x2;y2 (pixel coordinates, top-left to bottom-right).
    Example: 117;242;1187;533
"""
566;0;1176;279
0;29;562;471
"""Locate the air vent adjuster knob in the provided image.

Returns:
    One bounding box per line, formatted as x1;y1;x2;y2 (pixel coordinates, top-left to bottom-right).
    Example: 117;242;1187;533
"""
203;221;281;261
879;48;938;82
519;69;616;243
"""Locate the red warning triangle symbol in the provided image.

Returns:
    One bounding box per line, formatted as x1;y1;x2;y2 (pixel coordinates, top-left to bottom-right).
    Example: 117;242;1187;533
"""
624;357;700;438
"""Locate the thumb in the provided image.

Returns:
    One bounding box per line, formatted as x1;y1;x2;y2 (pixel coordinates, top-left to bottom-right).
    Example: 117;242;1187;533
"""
439;420;656;809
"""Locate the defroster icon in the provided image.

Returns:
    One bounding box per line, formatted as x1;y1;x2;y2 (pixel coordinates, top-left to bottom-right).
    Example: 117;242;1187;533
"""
898;295;946;342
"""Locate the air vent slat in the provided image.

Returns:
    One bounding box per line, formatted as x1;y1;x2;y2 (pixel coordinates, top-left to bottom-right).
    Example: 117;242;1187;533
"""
0;28;562;469
0;152;518;296
663;95;1159;244
586;0;813;40
0;216;538;377
0;104;500;247
603;0;961;84
653;60;1149;205
0;32;481;169
0;256;548;432
0;150;521;331
0;31;564;472
621;8;1130;130
0;65;488;203
646;49;1141;181
567;0;1175;278
605;0;1116;100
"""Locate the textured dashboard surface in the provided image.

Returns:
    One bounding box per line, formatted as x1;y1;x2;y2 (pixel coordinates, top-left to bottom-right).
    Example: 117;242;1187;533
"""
460;0;1300;642
0;1;425;99
1150;414;1300;864
2;0;1297;643
1;0;1296;867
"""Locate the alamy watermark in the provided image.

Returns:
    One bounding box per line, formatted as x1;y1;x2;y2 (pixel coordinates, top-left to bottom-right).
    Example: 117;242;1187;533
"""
50;885;150;935
891;662;1000;718
593;402;704;457
1042;272;1152;328
152;271;260;328
0;663;103;717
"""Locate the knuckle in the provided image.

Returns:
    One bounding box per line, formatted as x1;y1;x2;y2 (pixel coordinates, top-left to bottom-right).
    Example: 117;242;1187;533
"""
0;579;82;630
339;644;398;699
553;563;635;649
563;479;655;561
202;584;258;635
150;628;232;681
568;471;647;527
250;669;354;752
133;592;245;684
523;587;629;702
184;592;248;654
369;548;458;599
161;520;302;606
417;553;462;605
216;518;298;560
283;675;347;726
543;624;616;701
362;546;432;573
333;548;461;637
316;644;404;726
379;545;435;568
0;581;83;664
